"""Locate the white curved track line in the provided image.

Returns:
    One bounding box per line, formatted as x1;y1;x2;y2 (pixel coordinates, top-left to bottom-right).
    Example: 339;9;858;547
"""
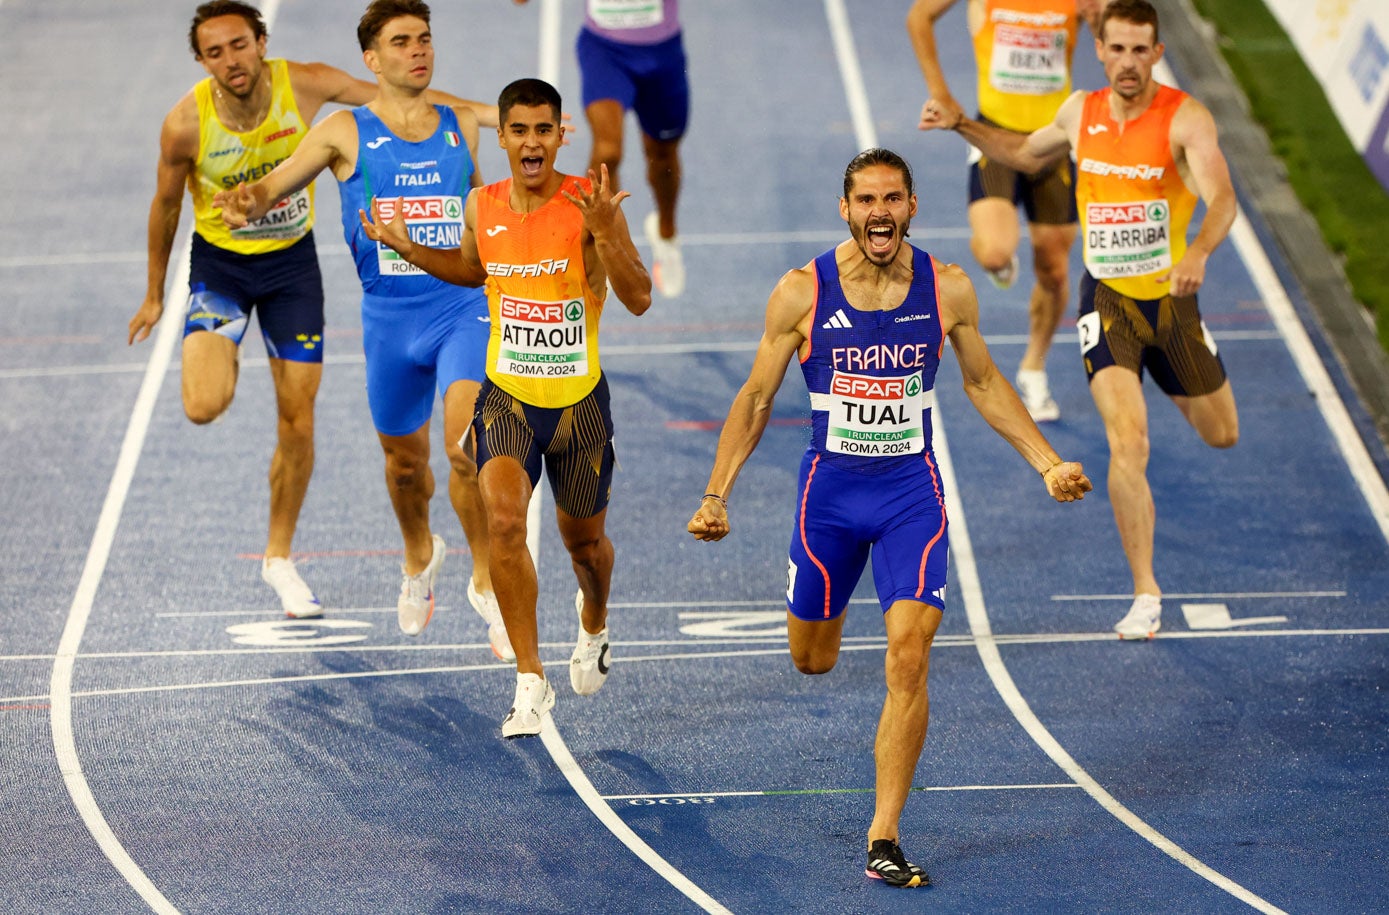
49;6;283;910
933;421;1289;915
824;2;1288;911
49;243;189;915
526;4;727;911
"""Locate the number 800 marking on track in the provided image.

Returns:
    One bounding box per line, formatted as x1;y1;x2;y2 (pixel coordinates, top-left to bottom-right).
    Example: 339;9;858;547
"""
226;618;372;647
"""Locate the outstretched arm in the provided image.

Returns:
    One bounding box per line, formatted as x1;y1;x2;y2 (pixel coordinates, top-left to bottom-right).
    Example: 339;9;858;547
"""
214;109;354;227
688;267;814;540
939;263;1092;501
923;89;1081;176
287;59;498;126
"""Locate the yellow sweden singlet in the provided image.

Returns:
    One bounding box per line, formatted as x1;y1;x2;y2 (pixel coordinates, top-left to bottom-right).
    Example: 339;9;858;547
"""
476;177;603;408
191;58;313;254
974;0;1079;133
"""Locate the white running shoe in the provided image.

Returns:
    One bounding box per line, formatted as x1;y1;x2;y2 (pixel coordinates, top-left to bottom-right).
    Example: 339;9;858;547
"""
984;252;1020;290
1114;594;1162;640
467;578;515;662
570;589;611;696
261;557;322;619
645;212;685;298
502;672;555;738
397;534;445;636
1015;368;1061;423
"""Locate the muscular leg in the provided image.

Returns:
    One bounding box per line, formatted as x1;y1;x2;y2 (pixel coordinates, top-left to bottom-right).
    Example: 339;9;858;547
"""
1019;222;1077;373
967;197;1020;277
181;331;239;424
787;612;848;675
378;423;436;575
264;357;321;559
642;134;682;239
1172;380;1239;449
868;599;942;844
585;99;627;190
558;507;614;636
1089;366;1160;596
480;457;541;676
443;380;490;591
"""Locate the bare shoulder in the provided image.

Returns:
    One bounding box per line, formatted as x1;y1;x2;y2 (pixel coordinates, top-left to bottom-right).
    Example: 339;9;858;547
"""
765;261;819;335
285;60;374;113
933;260;980;332
161;89;201;160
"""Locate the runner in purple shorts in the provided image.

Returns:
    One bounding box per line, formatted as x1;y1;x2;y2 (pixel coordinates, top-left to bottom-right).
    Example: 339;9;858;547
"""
515;0;689;297
689;148;1091;888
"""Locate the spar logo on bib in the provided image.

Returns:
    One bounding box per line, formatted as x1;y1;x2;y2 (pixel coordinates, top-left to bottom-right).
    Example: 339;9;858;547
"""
830;373;921;400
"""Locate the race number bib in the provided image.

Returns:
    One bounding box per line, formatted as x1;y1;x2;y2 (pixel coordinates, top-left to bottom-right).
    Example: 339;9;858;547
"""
496;294;589;378
231;189;311;242
988;25;1069;95
372;195;464;276
823;370;926;457
1084;199;1172;280
588;0;664;30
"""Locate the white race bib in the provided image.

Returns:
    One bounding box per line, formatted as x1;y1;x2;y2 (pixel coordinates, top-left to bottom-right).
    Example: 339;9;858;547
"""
231;189;311;242
988;25;1069;95
821;370;927;457
588;0;664;31
496;294;589;378
372;195;464;276
1084;199;1172;280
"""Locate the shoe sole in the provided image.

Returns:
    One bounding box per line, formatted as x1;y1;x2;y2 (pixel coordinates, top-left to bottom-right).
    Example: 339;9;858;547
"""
285;606;324;620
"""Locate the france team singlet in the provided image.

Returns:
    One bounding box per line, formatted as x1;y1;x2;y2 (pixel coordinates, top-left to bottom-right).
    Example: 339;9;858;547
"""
803;246;945;473
338;105;475;298
786;245;950;620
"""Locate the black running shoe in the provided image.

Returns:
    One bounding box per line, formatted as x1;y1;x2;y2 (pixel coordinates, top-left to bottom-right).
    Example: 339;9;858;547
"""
865;839;930;888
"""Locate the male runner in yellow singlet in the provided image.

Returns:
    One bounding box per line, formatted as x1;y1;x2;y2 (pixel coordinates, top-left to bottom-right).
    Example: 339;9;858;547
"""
921;0;1240;640
361;78;652;737
127;1;492;618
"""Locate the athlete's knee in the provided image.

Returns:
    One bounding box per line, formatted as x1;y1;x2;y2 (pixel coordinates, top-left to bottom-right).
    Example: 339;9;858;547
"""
790;644;838;676
589;137;623;172
1201;418;1239;450
1107;427;1150;471
972;243;1014;274
445;440;479;482
383;447;428;491
1031;256;1069;297
182;386;232;425
884;638;930;694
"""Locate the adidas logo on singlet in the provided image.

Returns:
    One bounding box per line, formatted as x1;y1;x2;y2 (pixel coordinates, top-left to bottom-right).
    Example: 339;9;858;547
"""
821;309;853;330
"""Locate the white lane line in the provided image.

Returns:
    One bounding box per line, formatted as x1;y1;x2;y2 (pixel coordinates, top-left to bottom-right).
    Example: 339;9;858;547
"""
539;721;734;915
825;4;1288;912
603;784;1084;801
1052;590;1346;601
527;3;726;911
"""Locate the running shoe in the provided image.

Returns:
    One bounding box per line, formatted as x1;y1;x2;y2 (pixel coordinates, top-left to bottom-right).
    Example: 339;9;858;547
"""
1114;593;1162;640
467;577;515;662
397;534;444;636
570;589;611;696
865;839;930;888
1015;368;1061;423
502;672;555;738
644;212;685;298
984;252;1020;290
261;557;322;619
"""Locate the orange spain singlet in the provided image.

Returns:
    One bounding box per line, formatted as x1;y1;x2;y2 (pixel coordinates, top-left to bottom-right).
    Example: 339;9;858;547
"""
974;0;1079;132
1075;85;1198;301
475;176;603;408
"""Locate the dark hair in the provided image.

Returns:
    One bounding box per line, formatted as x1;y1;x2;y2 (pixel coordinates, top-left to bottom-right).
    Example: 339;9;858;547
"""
843;148;914;199
1100;0;1160;44
189;1;266;57
498;78;563;123
357;0;431;51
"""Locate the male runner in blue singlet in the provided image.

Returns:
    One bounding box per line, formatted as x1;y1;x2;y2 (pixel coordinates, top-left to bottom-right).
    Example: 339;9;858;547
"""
128;1;495;621
214;0;512;658
689;149;1091;886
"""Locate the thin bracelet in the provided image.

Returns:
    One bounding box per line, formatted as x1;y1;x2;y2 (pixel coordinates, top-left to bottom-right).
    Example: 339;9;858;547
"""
702;493;727;508
1040;460;1064;477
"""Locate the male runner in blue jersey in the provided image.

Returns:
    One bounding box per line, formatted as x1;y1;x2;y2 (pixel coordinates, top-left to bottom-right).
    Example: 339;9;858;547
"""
214;0;512;658
688;148;1091;886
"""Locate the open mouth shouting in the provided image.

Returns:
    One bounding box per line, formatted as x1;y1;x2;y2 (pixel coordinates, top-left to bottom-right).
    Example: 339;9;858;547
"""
863;220;898;261
519;154;545;180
